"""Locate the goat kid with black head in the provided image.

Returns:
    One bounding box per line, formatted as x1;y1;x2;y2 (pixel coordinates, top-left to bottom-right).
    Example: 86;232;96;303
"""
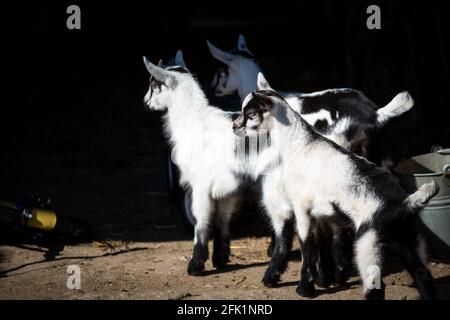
235;74;355;290
233;73;438;300
208;34;414;162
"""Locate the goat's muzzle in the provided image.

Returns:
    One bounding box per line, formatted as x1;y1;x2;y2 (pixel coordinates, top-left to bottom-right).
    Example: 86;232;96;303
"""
232;118;246;137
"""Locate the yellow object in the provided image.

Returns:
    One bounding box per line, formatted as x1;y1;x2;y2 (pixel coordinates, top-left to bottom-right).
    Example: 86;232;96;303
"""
26;208;57;231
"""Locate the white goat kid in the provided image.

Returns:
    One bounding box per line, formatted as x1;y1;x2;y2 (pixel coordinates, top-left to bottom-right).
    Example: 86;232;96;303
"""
233;74;438;299
208;35;414;160
143;51;263;275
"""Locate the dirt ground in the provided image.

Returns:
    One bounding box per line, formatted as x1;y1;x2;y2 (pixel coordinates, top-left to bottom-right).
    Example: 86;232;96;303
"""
1;236;450;300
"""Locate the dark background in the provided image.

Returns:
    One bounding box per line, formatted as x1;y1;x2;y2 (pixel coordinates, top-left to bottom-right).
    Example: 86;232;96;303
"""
1;1;449;241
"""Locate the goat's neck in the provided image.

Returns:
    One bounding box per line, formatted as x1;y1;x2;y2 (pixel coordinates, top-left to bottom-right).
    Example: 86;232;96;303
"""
237;61;262;102
270;106;312;157
164;83;209;138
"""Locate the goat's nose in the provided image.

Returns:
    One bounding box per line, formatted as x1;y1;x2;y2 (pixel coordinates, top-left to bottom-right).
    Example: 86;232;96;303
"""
232;123;239;130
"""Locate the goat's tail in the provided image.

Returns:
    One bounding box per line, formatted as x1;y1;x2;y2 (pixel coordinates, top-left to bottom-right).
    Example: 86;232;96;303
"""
376;91;414;126
404;181;439;212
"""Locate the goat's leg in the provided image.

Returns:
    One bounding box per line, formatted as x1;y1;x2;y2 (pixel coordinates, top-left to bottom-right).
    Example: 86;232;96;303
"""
267;223;294;257
330;223;353;286
354;228;385;299
187;188;212;276
262;168;292;259
212;196;238;269
293;204;317;297
400;234;436;300
314;222;334;288
261;172;293;287
297;233;319;297
262;214;294;287
267;232;275;257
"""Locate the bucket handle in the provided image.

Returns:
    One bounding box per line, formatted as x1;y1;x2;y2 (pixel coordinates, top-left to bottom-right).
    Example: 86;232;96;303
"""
437;148;450;155
444;164;450;178
432;145;443;153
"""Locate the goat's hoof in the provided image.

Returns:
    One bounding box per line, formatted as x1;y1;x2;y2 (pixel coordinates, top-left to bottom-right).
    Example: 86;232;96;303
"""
187;259;205;276
365;288;385;300
262;272;280;288
296;281;316;298
212;253;229;270
315;273;332;289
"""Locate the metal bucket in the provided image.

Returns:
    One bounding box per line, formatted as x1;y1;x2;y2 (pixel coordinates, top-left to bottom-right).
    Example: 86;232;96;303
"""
394;148;450;258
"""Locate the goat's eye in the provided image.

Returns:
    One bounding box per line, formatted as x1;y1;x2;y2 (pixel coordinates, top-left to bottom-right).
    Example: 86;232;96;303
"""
247;111;257;119
151;81;161;90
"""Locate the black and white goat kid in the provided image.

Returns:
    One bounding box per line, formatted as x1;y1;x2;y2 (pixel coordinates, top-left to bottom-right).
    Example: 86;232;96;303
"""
233;74;439;299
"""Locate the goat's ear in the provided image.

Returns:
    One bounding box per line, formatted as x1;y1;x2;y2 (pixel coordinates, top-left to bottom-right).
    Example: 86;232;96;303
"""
157;59;163;67
206;40;234;65
237;34;252;54
257;73;273;91
143;56;175;87
174;50;187;68
252;91;274;112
